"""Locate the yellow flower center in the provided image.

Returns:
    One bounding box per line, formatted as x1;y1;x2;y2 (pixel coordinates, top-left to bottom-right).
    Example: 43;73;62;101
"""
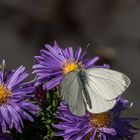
90;112;111;128
0;84;11;104
62;61;78;75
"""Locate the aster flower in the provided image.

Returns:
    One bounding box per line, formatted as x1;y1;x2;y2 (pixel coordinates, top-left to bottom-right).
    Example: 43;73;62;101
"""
0;60;40;133
53;97;138;140
33;42;109;90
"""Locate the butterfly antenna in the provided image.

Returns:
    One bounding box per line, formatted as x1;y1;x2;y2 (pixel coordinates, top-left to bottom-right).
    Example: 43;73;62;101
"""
85;43;90;53
2;59;5;73
81;43;90;58
0;60;6;81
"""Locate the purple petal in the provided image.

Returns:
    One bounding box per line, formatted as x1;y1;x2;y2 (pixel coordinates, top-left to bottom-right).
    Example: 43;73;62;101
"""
45;45;65;62
67;47;74;58
75;47;82;60
0;106;11;125
85;57;99;68
1;120;7;133
22;112;34;122
102;128;117;135
6;105;23;131
90;130;96;140
0;71;3;85
6;66;25;88
45;75;63;90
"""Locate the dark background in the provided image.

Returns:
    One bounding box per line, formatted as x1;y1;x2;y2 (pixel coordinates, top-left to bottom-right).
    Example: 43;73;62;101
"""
0;0;139;139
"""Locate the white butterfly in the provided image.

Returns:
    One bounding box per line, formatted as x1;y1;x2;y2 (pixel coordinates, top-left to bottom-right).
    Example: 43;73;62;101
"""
60;68;131;116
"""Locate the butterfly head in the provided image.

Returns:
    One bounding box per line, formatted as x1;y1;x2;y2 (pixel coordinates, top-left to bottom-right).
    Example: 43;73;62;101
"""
77;62;85;71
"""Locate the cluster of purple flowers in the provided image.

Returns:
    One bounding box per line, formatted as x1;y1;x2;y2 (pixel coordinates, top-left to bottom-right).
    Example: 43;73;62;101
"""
0;42;138;140
33;42;138;140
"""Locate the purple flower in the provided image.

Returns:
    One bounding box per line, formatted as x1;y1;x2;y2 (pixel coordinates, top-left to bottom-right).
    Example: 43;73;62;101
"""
33;42;109;90
53;97;138;140
0;60;40;133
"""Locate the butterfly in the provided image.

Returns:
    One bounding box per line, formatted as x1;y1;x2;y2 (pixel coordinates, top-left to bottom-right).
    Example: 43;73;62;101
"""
60;68;131;116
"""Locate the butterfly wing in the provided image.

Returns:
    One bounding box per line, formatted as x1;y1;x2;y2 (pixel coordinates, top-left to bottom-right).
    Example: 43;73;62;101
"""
86;81;116;113
85;68;130;101
60;71;86;116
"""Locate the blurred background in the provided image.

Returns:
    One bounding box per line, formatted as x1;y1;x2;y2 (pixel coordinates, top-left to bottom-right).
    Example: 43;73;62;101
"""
0;0;139;139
